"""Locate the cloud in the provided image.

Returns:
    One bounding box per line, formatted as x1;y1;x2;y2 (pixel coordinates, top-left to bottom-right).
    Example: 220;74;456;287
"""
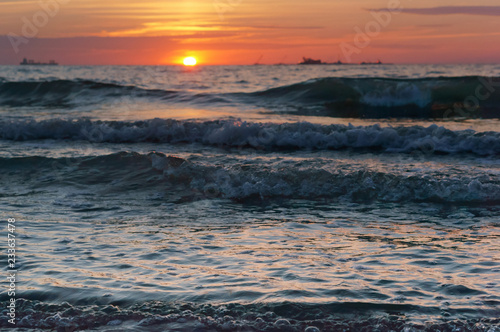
370;6;500;16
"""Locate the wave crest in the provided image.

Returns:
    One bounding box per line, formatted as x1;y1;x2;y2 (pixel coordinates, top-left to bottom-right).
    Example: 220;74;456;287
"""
251;76;500;118
2;151;499;204
2;77;500;118
0;119;498;156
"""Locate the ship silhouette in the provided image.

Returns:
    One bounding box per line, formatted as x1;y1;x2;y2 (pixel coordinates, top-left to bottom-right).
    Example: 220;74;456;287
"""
360;60;383;65
299;57;345;65
20;58;58;66
299;57;323;65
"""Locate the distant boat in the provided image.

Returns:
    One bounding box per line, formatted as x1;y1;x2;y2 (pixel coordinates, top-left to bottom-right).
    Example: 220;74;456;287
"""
20;58;58;66
360;60;383;65
299;57;345;65
299;57;323;65
253;55;264;65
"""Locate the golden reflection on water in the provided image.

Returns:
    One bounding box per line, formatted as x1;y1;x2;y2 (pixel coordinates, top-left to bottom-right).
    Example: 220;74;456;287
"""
18;204;499;310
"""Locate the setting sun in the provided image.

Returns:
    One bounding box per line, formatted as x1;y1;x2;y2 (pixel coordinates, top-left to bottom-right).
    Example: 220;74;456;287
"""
183;57;197;66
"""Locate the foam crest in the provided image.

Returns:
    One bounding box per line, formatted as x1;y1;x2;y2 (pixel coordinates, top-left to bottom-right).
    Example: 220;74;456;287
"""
2;152;498;204
0;119;498;156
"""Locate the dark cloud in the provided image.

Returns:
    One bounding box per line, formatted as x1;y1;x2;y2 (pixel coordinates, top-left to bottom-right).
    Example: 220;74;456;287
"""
370;6;500;16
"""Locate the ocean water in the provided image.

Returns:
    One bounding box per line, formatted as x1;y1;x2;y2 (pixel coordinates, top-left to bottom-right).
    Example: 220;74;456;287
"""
0;64;499;331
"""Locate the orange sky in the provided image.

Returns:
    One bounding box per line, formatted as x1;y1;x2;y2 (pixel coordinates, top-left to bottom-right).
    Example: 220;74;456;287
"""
1;0;500;65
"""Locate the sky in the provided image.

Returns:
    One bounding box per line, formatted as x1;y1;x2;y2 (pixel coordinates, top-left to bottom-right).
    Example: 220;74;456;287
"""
1;0;500;65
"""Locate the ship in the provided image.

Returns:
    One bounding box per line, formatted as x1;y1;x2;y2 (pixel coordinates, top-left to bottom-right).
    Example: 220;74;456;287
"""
299;57;344;65
299;57;323;65
20;58;58;66
360;60;383;65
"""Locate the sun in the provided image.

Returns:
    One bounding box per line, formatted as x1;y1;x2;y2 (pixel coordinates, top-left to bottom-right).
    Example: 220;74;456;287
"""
183;57;197;66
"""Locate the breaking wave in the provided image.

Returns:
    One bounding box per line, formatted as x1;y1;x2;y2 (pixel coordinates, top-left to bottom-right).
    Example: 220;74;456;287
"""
1;76;500;118
249;76;500;118
2;151;498;204
0;118;499;156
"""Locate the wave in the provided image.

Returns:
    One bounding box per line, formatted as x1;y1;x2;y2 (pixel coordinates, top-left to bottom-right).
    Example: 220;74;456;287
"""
2;152;498;204
0;118;499;156
249;76;500;118
1;77;500;118
0;79;225;107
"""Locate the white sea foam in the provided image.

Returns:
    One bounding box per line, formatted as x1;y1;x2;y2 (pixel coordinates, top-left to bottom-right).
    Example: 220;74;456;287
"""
4;151;498;203
0;119;498;156
358;81;432;107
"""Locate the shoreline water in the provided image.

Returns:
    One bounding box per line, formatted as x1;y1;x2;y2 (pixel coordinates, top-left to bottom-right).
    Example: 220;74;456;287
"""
1;64;498;331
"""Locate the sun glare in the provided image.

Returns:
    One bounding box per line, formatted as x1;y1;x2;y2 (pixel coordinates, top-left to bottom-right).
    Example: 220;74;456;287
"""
183;57;197;66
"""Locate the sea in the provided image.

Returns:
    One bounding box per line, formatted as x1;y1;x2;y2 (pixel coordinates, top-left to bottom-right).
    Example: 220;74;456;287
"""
0;64;499;331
